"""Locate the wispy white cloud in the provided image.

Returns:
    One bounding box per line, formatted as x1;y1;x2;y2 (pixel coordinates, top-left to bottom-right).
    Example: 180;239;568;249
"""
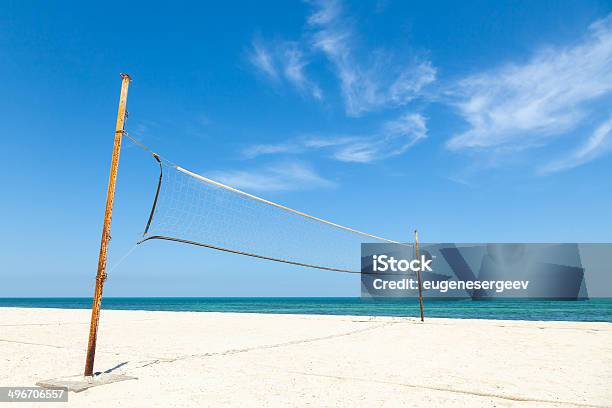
242;0;432;173
248;0;435;114
243;113;427;163
247;39;322;99
207;161;335;192
333;113;427;162
307;0;342;26
248;40;278;80
307;0;436;116
242;142;303;158
539;116;612;174
282;43;323;99
448;14;612;155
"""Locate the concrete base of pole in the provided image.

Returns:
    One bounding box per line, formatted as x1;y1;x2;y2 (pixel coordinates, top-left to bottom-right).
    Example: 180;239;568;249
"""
36;373;137;393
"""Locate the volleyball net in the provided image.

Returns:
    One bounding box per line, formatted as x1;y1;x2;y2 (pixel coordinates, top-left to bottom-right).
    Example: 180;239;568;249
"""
127;133;410;274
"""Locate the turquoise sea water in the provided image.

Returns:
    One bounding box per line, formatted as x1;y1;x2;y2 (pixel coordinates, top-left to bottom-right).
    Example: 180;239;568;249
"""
1;298;611;322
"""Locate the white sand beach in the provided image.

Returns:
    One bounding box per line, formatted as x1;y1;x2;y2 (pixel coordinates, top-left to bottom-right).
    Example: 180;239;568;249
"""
0;308;611;407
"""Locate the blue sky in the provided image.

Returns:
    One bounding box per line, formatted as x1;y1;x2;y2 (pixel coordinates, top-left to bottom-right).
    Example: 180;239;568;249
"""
1;0;611;297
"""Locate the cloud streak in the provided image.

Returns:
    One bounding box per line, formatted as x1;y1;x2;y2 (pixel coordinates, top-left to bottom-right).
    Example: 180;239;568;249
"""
248;40;278;80
539;116;612;174
248;39;322;100
243;113;427;163
282;43;323;100
448;14;612;154
308;0;436;116
207;161;335;192
248;0;435;114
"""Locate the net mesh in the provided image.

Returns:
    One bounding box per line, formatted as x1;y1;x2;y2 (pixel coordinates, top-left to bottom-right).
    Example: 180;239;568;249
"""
141;162;409;273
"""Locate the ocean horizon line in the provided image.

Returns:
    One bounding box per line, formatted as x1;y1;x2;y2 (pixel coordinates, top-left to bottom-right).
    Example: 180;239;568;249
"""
1;297;610;323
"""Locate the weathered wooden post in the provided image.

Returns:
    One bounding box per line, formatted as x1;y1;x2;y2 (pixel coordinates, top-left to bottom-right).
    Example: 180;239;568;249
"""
84;73;131;377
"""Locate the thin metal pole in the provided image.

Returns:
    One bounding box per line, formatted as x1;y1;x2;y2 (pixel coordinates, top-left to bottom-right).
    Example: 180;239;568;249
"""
84;73;131;377
415;229;424;322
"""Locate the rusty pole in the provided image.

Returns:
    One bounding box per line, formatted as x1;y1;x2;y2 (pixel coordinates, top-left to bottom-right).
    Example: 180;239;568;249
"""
415;229;424;322
84;73;131;377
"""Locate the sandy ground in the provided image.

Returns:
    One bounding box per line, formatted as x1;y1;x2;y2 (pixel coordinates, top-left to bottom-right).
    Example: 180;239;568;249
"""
0;308;611;407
